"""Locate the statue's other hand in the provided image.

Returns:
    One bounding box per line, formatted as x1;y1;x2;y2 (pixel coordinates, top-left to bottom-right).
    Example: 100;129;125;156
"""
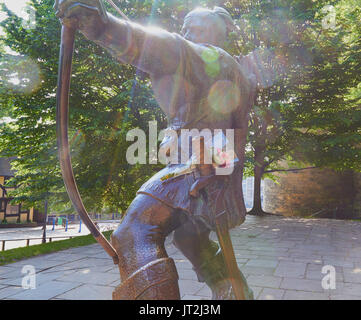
54;0;108;39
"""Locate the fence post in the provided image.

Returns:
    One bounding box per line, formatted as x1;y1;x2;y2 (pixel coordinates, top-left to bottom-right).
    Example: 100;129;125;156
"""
2;240;5;251
79;219;82;233
52;218;55;231
26;239;30;246
65;218;68;232
42;200;48;244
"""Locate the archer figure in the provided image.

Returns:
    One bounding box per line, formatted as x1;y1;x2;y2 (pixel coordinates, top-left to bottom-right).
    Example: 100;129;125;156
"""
54;0;257;300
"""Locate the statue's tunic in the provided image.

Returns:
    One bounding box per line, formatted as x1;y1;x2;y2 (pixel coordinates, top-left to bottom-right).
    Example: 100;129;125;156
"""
96;19;255;230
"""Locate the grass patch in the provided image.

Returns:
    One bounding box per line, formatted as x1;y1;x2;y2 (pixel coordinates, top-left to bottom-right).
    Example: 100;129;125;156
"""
0;231;113;266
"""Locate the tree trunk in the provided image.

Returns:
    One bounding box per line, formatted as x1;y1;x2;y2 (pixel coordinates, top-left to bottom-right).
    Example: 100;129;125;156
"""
248;148;269;216
252;164;264;213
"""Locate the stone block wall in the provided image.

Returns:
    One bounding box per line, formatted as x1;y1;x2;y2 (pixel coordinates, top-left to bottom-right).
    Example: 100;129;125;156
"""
263;168;356;218
354;172;361;218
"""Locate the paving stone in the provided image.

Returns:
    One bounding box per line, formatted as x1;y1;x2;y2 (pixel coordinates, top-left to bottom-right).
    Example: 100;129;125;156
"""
348;248;361;258
342;267;361;284
0;266;18;276
242;266;276;276
5;258;67;271
235;258;249;265
43;253;85;262
280;277;325;292
330;282;361;297
54;257;114;270
350;258;361;267
245;259;279;268
233;251;259;259
248;247;289;254
0;286;24;299
283;290;329;300
258;288;285;300
109;279;120;287
178;268;199;281
194;284;212;298
329;294;361;300
178;279;204;296
307;263;342;272
6;281;80;300
274;261;307;279
0;269;76;286
182;294;209;300
248;250;289;259
175;260;194;270
322;258;354;268
305;269;344;282
55;284;114;300
0;268;25;280
247;275;282;289
250;286;263;299
55;269;120;285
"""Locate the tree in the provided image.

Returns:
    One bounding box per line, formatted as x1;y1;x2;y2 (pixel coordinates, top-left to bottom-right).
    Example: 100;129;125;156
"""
289;0;361;174
224;0;326;215
229;0;361;215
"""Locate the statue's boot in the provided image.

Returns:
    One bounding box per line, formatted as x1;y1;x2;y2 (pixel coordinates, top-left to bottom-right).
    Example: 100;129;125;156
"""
110;194;184;300
173;221;253;300
112;257;180;300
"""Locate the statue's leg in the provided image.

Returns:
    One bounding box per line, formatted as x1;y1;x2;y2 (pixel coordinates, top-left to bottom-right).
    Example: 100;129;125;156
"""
173;219;253;300
111;194;186;300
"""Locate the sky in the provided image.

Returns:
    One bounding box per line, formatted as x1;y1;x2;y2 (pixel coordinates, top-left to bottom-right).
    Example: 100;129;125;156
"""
0;0;31;35
0;0;33;54
0;0;29;16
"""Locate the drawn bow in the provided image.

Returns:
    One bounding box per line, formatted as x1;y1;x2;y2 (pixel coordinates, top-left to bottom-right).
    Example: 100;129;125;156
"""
56;0;128;265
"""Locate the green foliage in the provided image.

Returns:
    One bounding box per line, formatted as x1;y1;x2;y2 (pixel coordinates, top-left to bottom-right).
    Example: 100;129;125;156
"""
239;0;361;177
288;0;361;172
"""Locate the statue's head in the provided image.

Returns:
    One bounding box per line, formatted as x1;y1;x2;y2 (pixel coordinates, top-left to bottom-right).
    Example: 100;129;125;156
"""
181;7;235;49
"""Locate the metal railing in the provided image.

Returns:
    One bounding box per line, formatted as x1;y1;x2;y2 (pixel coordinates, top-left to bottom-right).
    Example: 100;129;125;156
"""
1;235;79;251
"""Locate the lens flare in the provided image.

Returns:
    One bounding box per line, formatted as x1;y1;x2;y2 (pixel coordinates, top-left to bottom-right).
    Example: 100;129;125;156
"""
0;54;42;94
208;80;240;114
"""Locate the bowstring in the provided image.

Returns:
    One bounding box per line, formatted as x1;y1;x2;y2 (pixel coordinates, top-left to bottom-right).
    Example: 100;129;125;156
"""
104;0;130;21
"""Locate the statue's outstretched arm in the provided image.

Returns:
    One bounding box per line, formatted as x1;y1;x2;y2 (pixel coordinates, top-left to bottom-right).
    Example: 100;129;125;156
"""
94;14;182;75
54;0;181;75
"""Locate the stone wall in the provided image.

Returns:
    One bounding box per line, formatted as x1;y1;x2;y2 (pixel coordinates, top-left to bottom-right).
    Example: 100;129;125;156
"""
354;172;361;218
263;168;356;218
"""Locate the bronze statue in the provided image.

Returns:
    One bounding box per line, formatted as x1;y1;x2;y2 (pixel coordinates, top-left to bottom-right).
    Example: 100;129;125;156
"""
55;0;257;300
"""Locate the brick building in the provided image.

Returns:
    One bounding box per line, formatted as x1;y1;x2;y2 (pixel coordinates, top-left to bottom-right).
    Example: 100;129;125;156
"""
0;158;33;223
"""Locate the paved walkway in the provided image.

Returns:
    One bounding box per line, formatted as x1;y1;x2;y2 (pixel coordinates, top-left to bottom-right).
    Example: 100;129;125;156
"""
0;221;119;250
0;215;361;300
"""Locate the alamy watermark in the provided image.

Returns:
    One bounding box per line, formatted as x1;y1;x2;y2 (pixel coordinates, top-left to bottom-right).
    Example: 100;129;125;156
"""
321;265;336;290
126;121;237;175
21;265;36;289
